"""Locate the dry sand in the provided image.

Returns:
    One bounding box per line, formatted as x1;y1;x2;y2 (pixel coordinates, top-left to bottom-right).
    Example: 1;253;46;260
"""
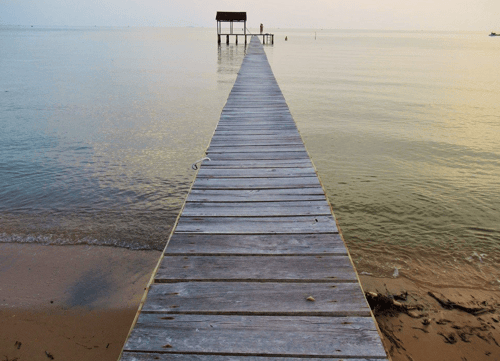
1;243;499;361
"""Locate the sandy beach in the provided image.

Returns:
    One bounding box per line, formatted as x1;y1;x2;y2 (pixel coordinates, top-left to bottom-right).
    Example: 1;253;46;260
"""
0;243;160;361
361;275;500;361
1;242;499;361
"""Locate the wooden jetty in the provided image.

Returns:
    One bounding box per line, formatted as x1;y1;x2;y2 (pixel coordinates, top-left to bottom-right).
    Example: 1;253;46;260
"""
216;11;274;45
120;36;388;360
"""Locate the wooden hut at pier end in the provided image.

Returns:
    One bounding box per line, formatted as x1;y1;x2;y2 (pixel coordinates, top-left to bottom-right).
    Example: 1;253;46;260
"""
216;11;247;44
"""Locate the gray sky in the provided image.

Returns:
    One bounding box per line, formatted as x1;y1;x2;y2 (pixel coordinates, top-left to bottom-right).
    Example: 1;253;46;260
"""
1;0;499;30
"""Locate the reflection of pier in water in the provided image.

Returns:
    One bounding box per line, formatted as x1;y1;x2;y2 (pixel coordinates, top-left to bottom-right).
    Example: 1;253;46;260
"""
119;36;388;360
217;42;247;82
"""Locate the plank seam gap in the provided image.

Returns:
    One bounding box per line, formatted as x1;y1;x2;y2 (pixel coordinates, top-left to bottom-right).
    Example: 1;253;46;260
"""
175;232;340;235
153;280;358;284
163;253;349;256
139;311;373;317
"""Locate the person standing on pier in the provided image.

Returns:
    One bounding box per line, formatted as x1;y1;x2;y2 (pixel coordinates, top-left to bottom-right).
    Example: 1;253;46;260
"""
260;23;263;34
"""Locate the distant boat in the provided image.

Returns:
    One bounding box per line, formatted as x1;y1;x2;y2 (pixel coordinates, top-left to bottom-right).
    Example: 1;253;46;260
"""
489;32;500;36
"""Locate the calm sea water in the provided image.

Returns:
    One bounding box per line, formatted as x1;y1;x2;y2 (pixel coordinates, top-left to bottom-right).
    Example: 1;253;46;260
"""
1;27;499;288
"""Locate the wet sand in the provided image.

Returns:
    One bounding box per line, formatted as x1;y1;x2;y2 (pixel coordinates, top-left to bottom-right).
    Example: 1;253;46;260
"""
0;243;161;361
1;243;499;361
361;275;500;361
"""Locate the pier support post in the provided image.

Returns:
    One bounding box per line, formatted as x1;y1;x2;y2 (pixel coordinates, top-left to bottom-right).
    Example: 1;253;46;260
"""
218;35;221;44
226;35;229;44
236;35;238;45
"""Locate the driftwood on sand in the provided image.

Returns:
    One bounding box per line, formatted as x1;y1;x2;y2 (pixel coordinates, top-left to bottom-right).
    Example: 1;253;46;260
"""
428;291;495;315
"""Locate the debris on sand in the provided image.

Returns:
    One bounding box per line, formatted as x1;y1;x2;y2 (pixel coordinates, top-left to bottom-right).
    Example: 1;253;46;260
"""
428;292;495;315
365;291;423;317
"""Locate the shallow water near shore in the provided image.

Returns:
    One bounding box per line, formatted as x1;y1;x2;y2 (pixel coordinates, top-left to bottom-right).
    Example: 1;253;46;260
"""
1;26;499;289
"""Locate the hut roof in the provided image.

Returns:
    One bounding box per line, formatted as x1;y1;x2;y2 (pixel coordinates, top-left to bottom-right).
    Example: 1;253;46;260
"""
216;12;247;22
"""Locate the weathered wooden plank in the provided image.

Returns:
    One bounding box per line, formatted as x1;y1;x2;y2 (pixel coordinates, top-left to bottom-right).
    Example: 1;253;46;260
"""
214;120;296;126
166;233;347;255
215;124;296;128
211;133;300;138
124;353;383;361
218;116;294;122
211;134;301;140
229;89;282;92
209;139;304;146
219;110;291;114
192;177;321;189
186;188;326;202
200;159;314;168
223;106;289;110
197;168;316;178
181;201;331;217
156;255;352;282
221;102;287;105
221;108;291;112
175;216;338;234
212;129;299;134
143;282;370;315
209;140;304;146
207;146;305;154
216;122;296;127
206;152;311;160
123;314;387;358
216;119;295;123
223;97;287;100
214;125;297;131
222;106;290;110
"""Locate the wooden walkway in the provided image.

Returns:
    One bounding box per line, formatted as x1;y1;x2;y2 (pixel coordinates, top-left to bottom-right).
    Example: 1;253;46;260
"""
120;36;388;360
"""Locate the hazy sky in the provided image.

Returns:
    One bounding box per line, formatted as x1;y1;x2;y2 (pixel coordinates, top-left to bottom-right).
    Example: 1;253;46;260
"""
1;0;499;31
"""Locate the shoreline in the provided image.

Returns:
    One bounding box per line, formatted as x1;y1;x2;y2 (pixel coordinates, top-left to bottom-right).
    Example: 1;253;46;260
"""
1;242;499;360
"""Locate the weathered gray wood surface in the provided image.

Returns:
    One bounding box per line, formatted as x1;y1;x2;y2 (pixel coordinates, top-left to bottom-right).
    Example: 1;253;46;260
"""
142;282;370;316
196;168;317;178
200;159;314;168
192;177;322;190
180;201;331;217
166;234;347;255
155;256;357;282
186;188;327;202
206;151;310;160
120;36;387;360
207;146;306;153
174;216;338;234
123;314;387;358
122;355;384;361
